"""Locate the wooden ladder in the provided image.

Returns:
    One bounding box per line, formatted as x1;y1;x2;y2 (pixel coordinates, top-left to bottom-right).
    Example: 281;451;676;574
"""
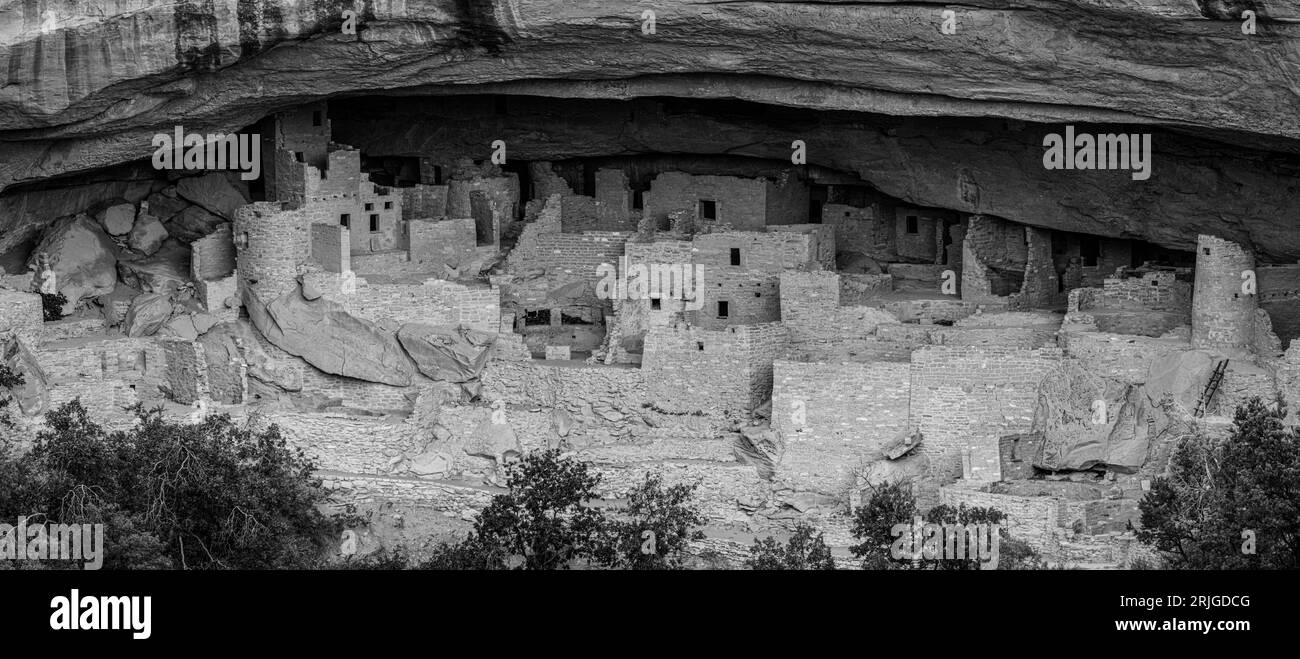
1194;359;1229;418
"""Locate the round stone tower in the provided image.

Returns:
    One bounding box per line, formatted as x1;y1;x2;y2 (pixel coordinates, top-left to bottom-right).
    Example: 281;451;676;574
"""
233;201;311;302
1191;234;1256;353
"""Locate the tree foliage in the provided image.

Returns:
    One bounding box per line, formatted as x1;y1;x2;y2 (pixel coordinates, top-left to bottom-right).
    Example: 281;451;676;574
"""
849;481;1043;570
1138;396;1300;569
40;292;67;322
746;523;836;570
0;363;21;428
0;400;344;569
420;449;706;570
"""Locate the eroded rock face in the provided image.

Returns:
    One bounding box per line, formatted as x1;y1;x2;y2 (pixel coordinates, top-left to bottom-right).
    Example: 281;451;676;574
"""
123;292;175;337
2;3;1300;259
397;323;495;383
116;239;191;293
174;174;249;220
244;285;417;387
127;213;169;255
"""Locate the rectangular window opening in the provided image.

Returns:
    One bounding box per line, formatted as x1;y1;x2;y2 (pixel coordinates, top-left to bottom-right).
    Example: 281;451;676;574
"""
717;301;729;318
1080;235;1101;267
699;199;717;221
730;248;741;266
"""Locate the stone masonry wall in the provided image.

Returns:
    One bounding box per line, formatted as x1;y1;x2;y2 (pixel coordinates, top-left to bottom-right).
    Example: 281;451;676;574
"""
643;322;788;415
772;360;911;494
938;485;1061;556
643;172;768;230
408;217;478;272
1192;234;1256;352
0;289;42;346
191;224;236;281
530;232;633;278
687;268;780;329
339;278;501;332
910;346;1062;504
693;230;815;271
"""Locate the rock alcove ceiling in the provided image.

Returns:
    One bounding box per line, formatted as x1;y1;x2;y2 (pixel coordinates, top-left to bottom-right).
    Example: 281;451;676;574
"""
2;1;1299;258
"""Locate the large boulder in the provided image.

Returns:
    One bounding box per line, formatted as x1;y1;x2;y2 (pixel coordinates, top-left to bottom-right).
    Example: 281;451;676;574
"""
465;416;521;461
1;336;49;416
175;173;248;220
144;190;191;221
245;285;416;387
396;323;495;383
127;212;169;255
1032;364;1154;473
1145;350;1217;414
122;293;175;337
858;450;931;489
408;450;452;478
27;213;118;313
166;205;226;242
117;239;191;293
95;200;135;236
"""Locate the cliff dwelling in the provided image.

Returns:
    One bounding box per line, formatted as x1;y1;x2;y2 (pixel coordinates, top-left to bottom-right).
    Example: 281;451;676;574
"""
3;3;1300;572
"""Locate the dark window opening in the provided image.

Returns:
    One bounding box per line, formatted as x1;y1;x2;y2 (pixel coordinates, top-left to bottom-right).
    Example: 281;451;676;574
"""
632;189;643;210
1203;247;1211;256
754;292;761;298
1009;439;1021;462
1080;235;1100;267
696;341;704;351
809;199;824;223
700;200;717;221
384;201;393;210
340;214;350;228
905;215;919;234
364;203;374;211
433;165;444;185
717;301;729;318
730;248;741;266
369;215;379;232
312;111;322;127
524;309;551;326
1151;279;1160;286
561;312;592;325
651;298;661;310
